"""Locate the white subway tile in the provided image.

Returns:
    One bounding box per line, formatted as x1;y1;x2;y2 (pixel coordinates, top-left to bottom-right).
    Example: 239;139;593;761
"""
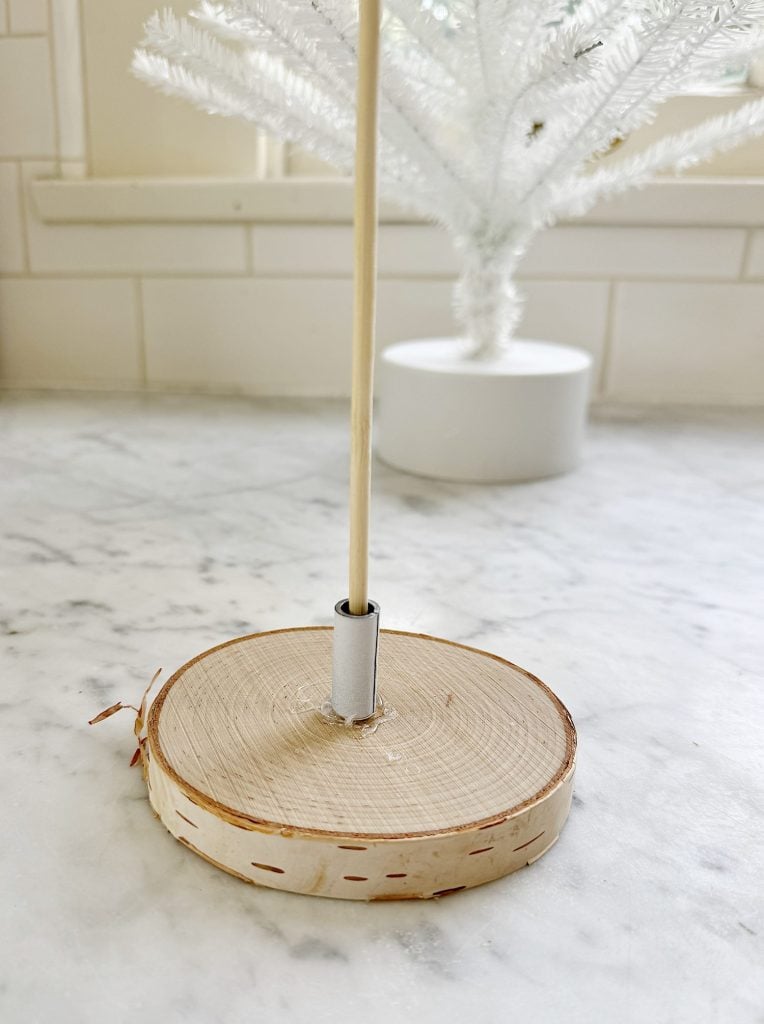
521;280;609;378
28;220;249;274
376;279;608;384
9;0;47;33
743;230;764;278
522;226;745;279
0;278;141;384
0;162;25;272
24;162;248;273
252;225;352;275
378;225;459;276
254;223;743;282
609;282;764;403
0;39;55;157
583;179;764;227
143;278;354;396
376;279;458;345
252;224;459;276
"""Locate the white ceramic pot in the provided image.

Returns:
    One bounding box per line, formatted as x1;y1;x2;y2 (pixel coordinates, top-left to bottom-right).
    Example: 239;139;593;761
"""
377;337;592;483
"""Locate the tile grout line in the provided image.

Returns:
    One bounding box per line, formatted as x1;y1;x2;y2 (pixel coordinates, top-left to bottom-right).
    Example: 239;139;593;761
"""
738;228;754;280
598;280;618;398
134;277;148;386
0;154;58;163
0;269;762;283
16;161;32;273
244;226;254;275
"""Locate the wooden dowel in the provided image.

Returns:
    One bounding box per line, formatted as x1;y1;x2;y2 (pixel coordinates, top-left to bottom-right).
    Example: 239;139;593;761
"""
348;0;381;616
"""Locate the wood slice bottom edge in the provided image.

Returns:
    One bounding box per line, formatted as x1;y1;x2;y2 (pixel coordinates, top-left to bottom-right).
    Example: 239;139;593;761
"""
145;627;576;901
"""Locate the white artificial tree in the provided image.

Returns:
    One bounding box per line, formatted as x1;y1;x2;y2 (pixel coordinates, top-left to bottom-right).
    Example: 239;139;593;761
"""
134;1;764;359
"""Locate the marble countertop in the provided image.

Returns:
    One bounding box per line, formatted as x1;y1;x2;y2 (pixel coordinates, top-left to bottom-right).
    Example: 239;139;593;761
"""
1;392;762;1024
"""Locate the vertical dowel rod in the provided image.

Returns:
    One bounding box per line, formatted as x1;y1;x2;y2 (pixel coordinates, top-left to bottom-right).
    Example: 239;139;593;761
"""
348;0;381;616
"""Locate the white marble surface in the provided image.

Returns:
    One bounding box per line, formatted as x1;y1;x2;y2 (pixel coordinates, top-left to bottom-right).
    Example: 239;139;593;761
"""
1;392;762;1023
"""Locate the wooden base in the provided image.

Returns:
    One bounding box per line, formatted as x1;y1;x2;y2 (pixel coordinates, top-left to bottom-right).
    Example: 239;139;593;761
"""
145;628;576;900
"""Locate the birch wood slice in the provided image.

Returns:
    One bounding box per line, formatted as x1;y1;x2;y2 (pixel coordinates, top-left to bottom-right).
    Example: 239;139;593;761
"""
145;627;576;900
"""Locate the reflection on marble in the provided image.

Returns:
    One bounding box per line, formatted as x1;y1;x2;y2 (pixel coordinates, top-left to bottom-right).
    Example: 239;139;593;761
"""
0;392;762;1024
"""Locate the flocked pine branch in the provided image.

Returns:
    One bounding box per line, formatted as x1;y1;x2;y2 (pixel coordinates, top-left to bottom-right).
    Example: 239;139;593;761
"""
134;1;764;359
550;92;764;217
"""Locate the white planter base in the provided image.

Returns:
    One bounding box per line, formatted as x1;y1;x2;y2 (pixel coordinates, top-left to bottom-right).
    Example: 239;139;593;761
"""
377;338;592;483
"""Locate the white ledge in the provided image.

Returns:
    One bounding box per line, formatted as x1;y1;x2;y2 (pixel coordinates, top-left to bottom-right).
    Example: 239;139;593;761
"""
30;174;764;227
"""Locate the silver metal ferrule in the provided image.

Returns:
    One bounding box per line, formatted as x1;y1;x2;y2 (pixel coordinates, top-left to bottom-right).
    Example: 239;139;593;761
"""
331;599;380;722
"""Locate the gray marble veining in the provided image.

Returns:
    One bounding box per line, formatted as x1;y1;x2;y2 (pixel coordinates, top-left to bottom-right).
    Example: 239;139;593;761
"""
1;392;762;1023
